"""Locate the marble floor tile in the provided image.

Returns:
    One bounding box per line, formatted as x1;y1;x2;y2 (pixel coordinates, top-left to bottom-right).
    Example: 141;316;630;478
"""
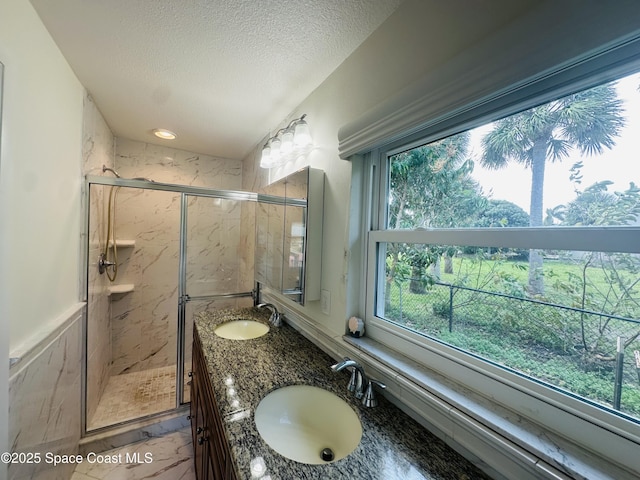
71;429;196;480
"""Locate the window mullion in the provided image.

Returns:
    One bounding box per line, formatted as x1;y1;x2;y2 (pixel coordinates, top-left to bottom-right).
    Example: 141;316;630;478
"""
370;227;640;255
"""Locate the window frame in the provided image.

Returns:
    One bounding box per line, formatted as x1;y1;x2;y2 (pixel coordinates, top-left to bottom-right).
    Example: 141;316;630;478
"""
360;53;640;471
366;228;640;418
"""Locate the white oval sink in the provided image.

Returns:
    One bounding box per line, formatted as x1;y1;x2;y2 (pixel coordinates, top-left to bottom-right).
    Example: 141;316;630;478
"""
254;385;362;464
214;320;269;340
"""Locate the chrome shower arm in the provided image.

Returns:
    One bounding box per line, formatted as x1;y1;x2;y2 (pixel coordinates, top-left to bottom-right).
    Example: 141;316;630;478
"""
102;165;121;178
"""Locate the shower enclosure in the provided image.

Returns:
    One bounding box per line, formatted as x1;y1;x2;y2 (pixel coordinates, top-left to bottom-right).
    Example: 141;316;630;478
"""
84;175;256;432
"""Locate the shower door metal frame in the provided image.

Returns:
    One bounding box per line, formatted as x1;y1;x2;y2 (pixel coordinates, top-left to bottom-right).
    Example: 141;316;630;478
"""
83;175;257;434
177;190;257;407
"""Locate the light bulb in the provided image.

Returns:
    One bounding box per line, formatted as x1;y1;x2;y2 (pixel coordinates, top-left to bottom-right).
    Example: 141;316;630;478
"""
152;128;177;140
260;144;272;168
281;128;294;155
293;119;311;147
270;137;282;165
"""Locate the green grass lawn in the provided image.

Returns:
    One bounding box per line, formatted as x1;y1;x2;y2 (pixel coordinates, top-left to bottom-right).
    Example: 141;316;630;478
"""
385;253;640;418
439;254;615;297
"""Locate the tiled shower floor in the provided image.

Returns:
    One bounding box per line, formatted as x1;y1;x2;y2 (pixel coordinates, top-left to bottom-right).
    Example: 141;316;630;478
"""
89;365;190;430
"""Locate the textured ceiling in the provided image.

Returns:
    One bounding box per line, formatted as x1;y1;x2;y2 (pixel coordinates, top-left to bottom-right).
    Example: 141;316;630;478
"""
29;0;403;160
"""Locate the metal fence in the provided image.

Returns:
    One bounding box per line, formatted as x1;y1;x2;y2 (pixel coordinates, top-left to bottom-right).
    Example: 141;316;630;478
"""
386;279;640;418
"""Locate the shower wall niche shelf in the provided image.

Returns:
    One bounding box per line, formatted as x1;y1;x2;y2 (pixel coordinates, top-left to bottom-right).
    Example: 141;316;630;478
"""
108;239;136;248
107;284;134;296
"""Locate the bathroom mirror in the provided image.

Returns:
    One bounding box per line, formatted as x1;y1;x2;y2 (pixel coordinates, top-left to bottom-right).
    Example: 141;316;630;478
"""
255;180;286;294
256;167;324;304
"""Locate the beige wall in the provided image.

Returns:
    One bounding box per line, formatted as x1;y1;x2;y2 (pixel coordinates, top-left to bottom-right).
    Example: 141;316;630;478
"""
0;0;86;469
0;0;84;353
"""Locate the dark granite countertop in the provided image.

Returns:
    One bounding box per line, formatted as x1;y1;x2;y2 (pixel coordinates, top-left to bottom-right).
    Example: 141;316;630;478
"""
194;307;492;480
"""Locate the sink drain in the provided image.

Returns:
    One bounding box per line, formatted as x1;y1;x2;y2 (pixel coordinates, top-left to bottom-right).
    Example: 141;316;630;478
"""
320;448;335;462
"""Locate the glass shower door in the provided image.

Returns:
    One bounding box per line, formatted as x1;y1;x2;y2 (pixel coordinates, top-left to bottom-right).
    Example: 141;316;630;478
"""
178;192;256;404
86;182;181;431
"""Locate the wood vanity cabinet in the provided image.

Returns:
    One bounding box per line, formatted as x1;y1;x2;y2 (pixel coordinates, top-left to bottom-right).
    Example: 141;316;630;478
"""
190;329;237;480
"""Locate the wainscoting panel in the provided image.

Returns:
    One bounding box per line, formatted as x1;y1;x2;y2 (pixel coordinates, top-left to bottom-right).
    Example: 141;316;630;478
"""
9;304;84;480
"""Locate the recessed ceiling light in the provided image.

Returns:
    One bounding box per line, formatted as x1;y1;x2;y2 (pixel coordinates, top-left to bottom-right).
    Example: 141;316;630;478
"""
152;128;177;140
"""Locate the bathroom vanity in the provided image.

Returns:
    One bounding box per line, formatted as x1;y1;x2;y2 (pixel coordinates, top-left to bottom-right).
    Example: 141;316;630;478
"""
190;328;237;480
190;307;492;480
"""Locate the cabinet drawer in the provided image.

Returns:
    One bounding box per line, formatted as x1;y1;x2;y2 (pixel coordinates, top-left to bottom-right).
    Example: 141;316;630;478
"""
191;329;237;480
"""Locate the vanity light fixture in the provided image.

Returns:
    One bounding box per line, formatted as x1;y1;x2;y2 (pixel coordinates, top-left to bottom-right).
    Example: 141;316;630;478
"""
152;128;177;140
260;114;313;169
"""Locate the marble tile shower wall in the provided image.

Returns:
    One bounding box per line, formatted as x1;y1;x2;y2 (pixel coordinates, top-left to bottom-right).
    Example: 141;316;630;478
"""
83;93;116;423
110;139;253;375
109;187;180;374
185;195;245;296
86;185;113;421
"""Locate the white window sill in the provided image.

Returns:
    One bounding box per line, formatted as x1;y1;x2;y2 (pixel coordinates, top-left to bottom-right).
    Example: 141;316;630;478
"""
342;334;638;480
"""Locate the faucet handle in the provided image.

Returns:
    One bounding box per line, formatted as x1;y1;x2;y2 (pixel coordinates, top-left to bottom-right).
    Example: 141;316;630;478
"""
270;311;282;327
348;368;364;396
362;379;386;408
257;303;282;327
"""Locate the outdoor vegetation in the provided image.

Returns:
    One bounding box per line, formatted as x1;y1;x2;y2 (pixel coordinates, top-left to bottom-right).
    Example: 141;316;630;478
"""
383;74;640;419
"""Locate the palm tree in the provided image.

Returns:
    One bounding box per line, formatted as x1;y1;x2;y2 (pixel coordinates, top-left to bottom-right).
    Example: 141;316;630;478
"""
480;83;625;295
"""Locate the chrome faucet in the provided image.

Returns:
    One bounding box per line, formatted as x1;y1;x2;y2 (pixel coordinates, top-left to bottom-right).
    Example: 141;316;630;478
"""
331;357;386;407
331;358;367;399
257;303;282;327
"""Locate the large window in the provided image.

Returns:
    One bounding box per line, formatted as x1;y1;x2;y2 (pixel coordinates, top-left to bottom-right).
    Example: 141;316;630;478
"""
365;70;640;435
